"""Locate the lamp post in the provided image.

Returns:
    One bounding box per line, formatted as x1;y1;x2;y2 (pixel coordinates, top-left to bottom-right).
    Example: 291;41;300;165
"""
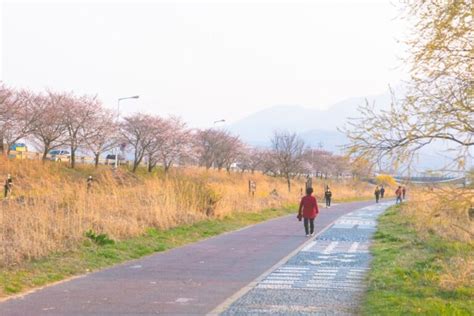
213;119;225;126
115;95;139;168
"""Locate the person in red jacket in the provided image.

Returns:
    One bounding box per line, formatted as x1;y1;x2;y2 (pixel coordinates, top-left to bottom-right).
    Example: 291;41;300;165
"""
297;187;319;236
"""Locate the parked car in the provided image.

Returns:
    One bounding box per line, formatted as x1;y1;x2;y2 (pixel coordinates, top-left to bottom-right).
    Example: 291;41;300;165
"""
10;143;28;152
48;150;71;162
105;154;125;165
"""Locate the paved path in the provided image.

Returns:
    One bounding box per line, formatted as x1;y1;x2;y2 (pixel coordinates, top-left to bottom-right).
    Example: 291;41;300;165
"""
0;200;378;316
221;202;392;315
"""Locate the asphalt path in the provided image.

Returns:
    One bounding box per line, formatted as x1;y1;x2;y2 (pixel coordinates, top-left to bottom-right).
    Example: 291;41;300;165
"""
0;200;377;316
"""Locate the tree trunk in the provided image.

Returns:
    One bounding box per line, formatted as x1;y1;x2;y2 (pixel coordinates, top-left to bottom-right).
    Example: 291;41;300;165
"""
132;161;139;173
148;162;156;173
94;154;100;168
70;147;76;168
0;135;4;155
287;175;291;192
42;147;49;161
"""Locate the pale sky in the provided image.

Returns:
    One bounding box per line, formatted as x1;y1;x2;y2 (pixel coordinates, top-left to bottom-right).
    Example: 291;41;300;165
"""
1;0;408;127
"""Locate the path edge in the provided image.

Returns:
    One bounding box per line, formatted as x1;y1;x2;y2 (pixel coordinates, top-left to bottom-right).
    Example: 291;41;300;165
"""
207;215;340;315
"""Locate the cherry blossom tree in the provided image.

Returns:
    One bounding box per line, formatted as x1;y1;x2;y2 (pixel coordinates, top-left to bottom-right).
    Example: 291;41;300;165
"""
83;107;119;167
30;91;68;160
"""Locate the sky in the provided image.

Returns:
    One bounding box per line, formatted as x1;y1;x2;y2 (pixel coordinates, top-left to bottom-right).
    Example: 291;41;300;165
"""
1;0;408;128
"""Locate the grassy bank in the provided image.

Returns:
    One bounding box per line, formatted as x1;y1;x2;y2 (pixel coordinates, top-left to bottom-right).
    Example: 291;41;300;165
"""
362;205;473;315
0;204;296;298
1;157;373;268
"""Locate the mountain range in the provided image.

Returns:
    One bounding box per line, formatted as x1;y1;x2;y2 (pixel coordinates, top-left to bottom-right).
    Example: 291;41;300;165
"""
227;88;466;172
228;91;392;153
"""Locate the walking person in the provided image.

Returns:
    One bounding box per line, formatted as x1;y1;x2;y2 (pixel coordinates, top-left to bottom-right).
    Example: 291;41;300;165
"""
4;174;13;199
395;186;402;204
380;185;385;199
374;186;380;203
324;187;332;208
297;187;319;237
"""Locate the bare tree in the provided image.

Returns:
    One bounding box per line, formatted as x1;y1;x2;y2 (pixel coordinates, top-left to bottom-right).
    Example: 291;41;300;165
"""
0;86;23;156
238;147;265;174
332;155;350;179
260;149;279;176
214;134;243;172
271;131;305;192
194;129;221;170
304;149;334;179
193;129;243;171
144;116;168;173
83;107;119;167
344;1;473;169
157;117;192;173
120;113;156;172
61;94;100;168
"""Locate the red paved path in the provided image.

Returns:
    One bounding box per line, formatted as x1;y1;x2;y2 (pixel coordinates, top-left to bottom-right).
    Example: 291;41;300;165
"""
0;200;375;316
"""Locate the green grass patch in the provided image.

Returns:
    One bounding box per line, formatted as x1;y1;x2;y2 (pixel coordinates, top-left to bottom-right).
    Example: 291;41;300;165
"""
0;205;296;298
362;205;474;315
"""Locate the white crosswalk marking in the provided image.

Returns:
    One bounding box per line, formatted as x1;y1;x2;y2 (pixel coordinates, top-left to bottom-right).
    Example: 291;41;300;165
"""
322;241;339;254
221;202;393;315
348;242;359;253
261;280;294;284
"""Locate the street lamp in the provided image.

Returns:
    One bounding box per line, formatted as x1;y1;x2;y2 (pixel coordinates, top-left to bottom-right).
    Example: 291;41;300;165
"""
213;119;226;126
117;95;139;118
115;95;139;168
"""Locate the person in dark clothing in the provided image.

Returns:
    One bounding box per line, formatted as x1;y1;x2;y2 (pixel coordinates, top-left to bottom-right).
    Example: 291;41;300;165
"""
324;187;332;208
395;186;402;204
374;186;380;203
402;186;406;200
380;186;385;198
297;187;319;237
4;174;13;199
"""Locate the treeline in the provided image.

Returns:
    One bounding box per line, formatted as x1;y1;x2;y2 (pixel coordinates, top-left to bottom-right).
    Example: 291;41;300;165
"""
0;84;370;189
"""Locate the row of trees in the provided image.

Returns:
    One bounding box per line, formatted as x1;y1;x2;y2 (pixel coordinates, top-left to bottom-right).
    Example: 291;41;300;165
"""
0;85;368;190
0;88;121;168
0;86;194;171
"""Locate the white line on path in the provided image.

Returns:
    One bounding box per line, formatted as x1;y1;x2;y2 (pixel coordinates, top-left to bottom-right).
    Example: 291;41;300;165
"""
348;242;360;253
322;241;338;254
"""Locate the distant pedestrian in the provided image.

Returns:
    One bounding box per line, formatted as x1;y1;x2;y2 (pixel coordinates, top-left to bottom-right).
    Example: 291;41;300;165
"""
324;187;332;208
374;186;380;203
297;187;319;237
380;186;385;198
402;186;406;200
87;175;93;193
395;186;402;204
4;174;13;199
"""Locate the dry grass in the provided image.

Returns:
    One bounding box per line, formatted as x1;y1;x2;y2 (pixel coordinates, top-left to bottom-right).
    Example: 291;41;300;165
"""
401;187;474;243
0;157;373;267
400;187;474;292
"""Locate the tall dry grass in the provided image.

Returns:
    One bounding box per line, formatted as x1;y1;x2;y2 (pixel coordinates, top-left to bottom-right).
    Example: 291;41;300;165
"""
401;187;474;243
0;157;373;267
400;187;474;291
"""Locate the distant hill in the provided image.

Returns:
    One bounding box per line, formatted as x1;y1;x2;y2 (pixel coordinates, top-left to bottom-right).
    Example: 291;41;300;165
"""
228;91;392;149
227;87;470;171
